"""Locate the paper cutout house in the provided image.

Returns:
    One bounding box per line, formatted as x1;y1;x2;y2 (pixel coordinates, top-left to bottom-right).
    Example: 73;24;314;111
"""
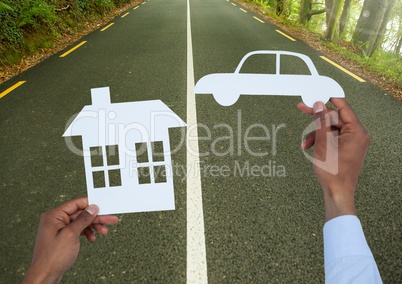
63;87;186;215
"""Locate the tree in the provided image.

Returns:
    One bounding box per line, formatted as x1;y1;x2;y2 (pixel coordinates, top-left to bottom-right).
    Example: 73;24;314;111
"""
353;0;397;56
372;2;395;54
325;0;334;25
275;0;286;16
299;0;312;25
299;0;326;25
325;0;345;40
339;0;352;36
393;4;402;54
272;0;293;17
384;0;402;54
395;36;402;55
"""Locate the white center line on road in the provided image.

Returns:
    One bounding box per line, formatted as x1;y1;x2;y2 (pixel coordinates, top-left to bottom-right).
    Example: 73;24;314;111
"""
186;0;208;283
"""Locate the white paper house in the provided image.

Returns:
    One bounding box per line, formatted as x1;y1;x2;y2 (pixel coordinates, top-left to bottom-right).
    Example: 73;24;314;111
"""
63;87;186;215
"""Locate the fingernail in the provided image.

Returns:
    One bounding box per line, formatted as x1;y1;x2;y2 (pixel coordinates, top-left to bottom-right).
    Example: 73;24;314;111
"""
85;204;98;216
313;102;324;114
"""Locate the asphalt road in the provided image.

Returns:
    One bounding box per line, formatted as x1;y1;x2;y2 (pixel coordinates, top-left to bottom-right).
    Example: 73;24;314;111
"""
1;0;401;283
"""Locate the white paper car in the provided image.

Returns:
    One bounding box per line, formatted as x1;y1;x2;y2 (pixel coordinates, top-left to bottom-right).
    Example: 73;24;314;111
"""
194;50;345;107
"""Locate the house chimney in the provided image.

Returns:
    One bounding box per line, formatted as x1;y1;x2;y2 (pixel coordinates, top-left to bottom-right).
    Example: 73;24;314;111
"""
91;87;111;105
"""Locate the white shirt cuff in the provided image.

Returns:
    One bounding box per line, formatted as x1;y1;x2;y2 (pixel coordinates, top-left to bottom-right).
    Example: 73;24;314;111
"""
323;215;373;267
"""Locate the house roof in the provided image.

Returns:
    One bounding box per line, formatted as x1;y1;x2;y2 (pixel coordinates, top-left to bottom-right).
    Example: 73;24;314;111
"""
62;87;186;143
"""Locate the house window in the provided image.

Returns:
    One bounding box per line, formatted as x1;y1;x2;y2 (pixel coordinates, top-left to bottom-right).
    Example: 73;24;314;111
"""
135;141;167;185
90;145;121;189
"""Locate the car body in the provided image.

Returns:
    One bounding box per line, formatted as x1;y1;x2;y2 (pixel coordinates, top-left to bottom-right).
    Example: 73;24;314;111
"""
194;50;345;107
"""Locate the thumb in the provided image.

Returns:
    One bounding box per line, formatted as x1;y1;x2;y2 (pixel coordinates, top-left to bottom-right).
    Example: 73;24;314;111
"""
67;204;99;236
313;101;329;159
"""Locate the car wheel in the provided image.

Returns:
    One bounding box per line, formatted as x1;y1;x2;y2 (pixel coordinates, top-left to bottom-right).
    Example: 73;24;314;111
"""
213;92;240;106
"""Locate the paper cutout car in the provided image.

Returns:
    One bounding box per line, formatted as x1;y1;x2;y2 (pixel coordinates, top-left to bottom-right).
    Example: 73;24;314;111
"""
194;50;345;107
63;87;186;215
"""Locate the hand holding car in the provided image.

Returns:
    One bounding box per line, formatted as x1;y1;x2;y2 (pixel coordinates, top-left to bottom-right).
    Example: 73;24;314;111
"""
298;98;370;221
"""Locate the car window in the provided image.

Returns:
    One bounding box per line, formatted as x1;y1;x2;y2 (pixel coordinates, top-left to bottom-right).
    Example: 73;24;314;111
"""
280;54;311;75
239;54;277;74
238;53;312;75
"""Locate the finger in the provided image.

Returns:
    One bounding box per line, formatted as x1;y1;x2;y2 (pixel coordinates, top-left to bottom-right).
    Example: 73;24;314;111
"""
65;204;99;237
93;223;109;235
302;127;341;151
70;212;118;226
330;98;361;126
297;102;313;115
328;110;344;129
56;197;89;216
301;131;316;150
298;101;344;129
94;215;119;225
83;227;96;242
313;101;330;158
69;210;84;223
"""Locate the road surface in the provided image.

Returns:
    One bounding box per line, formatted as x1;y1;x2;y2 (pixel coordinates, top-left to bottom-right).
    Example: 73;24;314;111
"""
0;0;401;282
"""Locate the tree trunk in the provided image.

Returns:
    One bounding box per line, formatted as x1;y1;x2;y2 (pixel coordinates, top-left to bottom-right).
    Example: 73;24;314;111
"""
275;0;285;16
395;36;402;55
371;0;396;54
353;0;396;56
325;0;345;40
339;0;352;36
325;0;334;26
299;0;312;25
299;0;326;25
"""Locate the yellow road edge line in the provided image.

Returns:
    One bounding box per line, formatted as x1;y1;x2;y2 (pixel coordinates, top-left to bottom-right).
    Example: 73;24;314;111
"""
231;3;237;6
320;56;366;82
0;81;26;99
253;16;265;23
276;30;296;41
240;8;247;13
141;1;146;4
121;12;130;18
133;6;139;10
100;23;114;32
60;41;87;57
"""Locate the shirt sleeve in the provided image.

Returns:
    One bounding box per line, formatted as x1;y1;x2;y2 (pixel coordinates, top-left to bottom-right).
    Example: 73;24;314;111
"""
323;215;382;284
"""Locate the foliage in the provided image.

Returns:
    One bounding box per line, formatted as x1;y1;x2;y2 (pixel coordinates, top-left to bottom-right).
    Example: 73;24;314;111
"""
0;3;23;47
0;1;12;11
324;40;402;86
17;0;60;32
352;0;396;57
0;0;134;66
247;0;402;90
